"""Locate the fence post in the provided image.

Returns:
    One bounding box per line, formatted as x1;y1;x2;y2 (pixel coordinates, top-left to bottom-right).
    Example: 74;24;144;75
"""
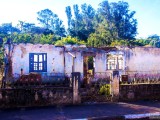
72;72;81;104
0;91;2;99
111;70;119;101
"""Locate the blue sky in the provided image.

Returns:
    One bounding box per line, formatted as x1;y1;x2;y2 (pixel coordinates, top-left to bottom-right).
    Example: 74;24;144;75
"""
0;0;159;38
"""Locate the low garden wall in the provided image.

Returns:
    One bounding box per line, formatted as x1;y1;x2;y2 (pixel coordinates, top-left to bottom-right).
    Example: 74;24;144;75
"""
119;84;160;101
0;86;73;108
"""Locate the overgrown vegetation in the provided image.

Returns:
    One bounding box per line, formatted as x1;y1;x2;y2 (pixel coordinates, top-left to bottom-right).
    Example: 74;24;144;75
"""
0;0;160;74
99;84;111;96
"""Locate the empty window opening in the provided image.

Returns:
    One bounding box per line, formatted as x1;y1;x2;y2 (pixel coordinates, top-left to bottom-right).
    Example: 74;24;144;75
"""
107;54;123;70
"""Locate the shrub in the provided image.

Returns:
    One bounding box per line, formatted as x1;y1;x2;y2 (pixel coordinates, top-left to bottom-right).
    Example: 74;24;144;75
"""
99;84;111;96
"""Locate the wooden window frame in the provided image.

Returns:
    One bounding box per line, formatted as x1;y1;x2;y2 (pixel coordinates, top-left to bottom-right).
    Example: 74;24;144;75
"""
29;53;47;72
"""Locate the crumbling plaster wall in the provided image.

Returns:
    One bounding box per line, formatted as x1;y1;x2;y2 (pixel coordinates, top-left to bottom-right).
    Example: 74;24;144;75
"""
95;52;106;73
64;45;86;79
74;52;83;75
8;44;65;77
65;52;83;78
124;47;160;73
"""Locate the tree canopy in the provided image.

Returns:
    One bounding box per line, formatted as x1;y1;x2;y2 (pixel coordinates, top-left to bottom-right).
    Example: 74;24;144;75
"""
37;9;66;37
0;0;159;49
0;0;160;73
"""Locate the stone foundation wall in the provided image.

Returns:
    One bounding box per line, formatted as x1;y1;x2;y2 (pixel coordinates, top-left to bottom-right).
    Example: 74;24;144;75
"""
119;84;160;101
0;87;73;108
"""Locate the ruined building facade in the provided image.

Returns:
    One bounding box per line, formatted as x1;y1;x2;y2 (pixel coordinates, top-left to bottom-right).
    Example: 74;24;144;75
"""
4;43;160;82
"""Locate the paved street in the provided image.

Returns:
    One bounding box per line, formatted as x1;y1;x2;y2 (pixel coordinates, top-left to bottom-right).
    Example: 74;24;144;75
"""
0;101;160;120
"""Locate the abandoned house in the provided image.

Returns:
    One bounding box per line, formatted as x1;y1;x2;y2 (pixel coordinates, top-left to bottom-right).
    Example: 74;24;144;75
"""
4;43;160;83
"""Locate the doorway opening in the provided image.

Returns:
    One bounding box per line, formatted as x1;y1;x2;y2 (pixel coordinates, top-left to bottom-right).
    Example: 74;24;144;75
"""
83;56;95;85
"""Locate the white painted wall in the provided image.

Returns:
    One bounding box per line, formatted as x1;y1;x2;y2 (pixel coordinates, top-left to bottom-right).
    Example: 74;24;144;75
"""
64;52;73;77
95;52;106;73
64;52;84;79
4;44;85;81
124;47;160;73
74;52;84;78
6;44;85;77
7;44;65;77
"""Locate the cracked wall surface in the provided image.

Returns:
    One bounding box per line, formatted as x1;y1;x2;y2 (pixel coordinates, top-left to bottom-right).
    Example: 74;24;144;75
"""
5;44;65;78
5;44;160;81
123;47;160;73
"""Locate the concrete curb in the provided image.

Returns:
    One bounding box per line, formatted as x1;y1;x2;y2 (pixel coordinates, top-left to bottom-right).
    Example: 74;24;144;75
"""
124;112;160;119
72;112;160;120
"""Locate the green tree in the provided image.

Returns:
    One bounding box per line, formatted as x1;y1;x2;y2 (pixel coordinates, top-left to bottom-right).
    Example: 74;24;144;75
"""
38;34;55;44
0;37;4;79
37;9;66;36
12;33;33;43
55;36;86;46
11;33;60;44
98;0;137;40
66;4;95;41
110;39;129;47
132;38;149;46
69;4;84;38
148;34;160;47
111;1;137;40
65;6;72;29
0;23;20;35
87;17;113;47
37;9;54;29
17;21;35;33
81;3;95;37
51;16;66;37
148;34;160;40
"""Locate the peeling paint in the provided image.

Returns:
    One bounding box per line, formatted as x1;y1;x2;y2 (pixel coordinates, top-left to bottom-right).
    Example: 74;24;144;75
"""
20;46;27;58
5;44;160;82
124;47;160;73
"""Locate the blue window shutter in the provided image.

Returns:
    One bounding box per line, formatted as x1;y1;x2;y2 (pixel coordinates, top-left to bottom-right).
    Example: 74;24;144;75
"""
29;53;34;72
29;53;47;72
43;53;47;72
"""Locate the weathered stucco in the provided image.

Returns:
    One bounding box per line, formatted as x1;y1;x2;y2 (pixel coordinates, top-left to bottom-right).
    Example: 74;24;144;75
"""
65;51;83;77
95;53;106;73
5;44;65;77
4;44;86;81
124;47;160;73
5;43;160;82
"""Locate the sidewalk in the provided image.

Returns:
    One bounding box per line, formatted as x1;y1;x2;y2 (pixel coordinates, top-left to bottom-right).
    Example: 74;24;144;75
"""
0;101;160;120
